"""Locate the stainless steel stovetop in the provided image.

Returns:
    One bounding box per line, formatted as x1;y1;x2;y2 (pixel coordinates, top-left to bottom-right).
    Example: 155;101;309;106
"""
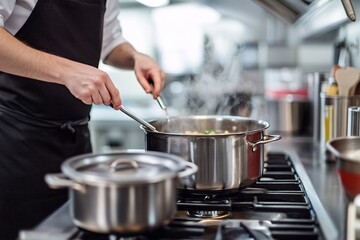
19;152;338;240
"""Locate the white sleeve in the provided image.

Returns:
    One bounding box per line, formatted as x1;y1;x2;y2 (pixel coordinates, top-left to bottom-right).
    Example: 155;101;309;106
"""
101;0;128;60
0;1;16;27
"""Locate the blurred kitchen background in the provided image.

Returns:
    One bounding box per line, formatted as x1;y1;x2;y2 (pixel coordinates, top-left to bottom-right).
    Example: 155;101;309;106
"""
90;0;360;152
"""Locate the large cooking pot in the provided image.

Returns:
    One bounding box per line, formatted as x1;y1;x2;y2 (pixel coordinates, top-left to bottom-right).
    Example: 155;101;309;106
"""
45;150;197;234
142;115;281;191
326;136;360;200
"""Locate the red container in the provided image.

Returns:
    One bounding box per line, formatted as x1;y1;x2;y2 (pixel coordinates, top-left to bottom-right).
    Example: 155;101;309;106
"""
327;136;360;199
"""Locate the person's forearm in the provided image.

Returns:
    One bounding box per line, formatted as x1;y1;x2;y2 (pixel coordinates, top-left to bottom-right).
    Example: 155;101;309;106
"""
0;27;72;84
103;42;138;69
0;27;123;109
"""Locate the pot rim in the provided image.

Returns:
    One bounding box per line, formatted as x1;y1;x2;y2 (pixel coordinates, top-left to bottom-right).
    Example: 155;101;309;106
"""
142;115;270;136
61;150;193;186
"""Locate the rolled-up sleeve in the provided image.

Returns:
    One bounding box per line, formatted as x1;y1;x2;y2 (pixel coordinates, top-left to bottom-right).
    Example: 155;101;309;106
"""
101;1;127;60
0;1;15;27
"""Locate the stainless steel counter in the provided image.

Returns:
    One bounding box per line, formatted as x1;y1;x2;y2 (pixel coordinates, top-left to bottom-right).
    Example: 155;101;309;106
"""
269;135;348;240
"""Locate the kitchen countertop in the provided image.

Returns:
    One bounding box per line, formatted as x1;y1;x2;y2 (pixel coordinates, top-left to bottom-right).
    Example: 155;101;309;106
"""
269;135;348;240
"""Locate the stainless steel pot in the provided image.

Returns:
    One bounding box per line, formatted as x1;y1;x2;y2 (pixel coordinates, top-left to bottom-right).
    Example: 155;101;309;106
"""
45;150;197;234
265;95;312;135
142;115;281;191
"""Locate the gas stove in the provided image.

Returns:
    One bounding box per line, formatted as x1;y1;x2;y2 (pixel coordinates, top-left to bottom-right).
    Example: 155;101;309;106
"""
19;152;337;240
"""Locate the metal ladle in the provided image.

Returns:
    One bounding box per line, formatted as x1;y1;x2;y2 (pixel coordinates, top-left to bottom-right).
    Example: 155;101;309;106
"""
111;104;158;132
120;105;158;132
148;79;170;120
156;95;167;110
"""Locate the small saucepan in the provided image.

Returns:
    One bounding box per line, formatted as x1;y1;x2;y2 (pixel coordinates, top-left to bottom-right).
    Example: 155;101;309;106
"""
45;150;197;234
326;136;360;199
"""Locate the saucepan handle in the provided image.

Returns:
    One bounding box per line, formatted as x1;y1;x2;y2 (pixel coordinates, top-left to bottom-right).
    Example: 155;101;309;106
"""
177;161;198;178
45;173;86;193
248;134;282;152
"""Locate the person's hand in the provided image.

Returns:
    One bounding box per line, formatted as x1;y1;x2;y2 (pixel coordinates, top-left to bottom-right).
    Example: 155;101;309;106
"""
133;53;166;99
61;61;122;110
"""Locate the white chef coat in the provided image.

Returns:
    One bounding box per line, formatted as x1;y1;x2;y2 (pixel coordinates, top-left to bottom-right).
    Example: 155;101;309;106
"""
0;0;127;60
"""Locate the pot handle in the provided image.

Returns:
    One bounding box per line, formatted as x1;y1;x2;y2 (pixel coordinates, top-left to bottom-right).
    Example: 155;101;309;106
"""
111;159;139;172
45;173;86;193
177;161;198;179
248;134;282;152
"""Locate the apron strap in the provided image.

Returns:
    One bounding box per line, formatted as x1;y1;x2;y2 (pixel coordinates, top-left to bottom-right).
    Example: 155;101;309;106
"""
0;105;89;133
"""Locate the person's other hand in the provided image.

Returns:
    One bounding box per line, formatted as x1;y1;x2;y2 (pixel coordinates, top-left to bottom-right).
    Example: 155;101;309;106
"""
62;62;122;110
133;53;166;99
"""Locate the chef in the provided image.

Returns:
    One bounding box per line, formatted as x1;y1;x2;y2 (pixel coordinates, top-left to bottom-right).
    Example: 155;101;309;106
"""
0;0;165;239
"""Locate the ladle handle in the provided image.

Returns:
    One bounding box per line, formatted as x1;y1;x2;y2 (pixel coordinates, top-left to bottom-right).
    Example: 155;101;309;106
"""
120;105;158;132
148;78;168;110
156;95;168;110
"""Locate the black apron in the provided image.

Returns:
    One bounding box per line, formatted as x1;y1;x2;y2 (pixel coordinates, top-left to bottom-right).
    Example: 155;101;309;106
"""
0;0;106;239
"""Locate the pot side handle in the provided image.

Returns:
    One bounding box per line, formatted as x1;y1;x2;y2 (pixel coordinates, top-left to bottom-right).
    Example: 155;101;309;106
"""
248;134;282;152
177;161;198;179
45;173;86;193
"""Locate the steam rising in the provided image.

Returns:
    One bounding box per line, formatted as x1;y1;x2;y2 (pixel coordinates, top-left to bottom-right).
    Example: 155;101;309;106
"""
177;41;254;116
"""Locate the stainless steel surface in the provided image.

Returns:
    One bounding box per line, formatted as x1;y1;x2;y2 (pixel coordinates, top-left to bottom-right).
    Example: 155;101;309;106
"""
265;95;312;134
269;136;347;240
45;150;197;234
253;0;310;23
18;204;78;240
70;178;177;233
341;0;356;21
294;0;348;40
348;106;360;136
320;94;360;161
277;147;339;240
142;115;281;191
120;105;158;132
308;72;328;146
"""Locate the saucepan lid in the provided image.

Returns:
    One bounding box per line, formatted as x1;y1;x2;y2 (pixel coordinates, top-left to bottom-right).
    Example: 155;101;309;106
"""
61;150;196;186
